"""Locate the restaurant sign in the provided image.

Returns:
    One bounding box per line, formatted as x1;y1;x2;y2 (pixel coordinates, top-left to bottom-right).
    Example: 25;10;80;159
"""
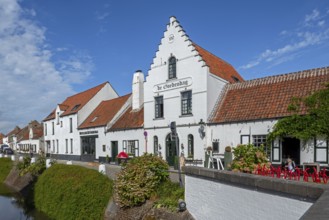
153;77;192;93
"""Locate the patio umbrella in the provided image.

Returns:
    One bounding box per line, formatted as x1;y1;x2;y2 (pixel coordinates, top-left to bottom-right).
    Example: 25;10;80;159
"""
117;151;129;159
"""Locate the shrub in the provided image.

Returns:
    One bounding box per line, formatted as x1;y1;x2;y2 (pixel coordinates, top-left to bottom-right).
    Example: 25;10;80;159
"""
0;158;13;182
153;180;184;212
17;155;46;177
114;153;169;207
231;144;270;173
34;164;113;220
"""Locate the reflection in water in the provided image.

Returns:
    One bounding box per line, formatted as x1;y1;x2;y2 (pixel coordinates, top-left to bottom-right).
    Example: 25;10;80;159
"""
0;184;49;220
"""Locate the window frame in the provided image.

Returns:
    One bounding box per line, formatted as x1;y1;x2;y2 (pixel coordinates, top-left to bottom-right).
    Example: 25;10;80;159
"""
181;90;192;115
168;56;176;79
154;136;158;156
154;96;164;119
188;134;194;158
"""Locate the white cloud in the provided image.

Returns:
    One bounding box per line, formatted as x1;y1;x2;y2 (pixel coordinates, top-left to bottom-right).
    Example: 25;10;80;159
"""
0;0;92;133
240;9;329;70
305;9;320;22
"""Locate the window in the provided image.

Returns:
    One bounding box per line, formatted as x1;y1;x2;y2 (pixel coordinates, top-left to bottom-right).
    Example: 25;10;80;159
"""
123;140;139;156
70;138;73;154
71;104;81;111
60;121;63;127
57;112;60;124
103;145;106;152
188;134;194;158
168;56;176;79
314;138;328;163
56;139;59;153
181;91;192;115
91;116;98;123
69;118;73;133
212;141;219;153
52;122;54;135
252;135;269;156
65;139;68;153
45;123;47;136
155;96;164;118
127;141;135;155
154;136;158;156
52;140;55;153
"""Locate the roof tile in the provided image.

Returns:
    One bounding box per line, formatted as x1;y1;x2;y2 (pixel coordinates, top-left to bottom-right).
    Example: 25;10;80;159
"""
78;94;131;129
211;66;329;123
193;43;244;83
109;106;144;131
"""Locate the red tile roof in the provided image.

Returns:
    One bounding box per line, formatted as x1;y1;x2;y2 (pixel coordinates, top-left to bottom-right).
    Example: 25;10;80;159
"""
43;82;108;121
109;106;144;131
6;126;21;137
17;121;43;141
210;67;329;123
193;43;244;83
0;133;4;144
78;94;131;129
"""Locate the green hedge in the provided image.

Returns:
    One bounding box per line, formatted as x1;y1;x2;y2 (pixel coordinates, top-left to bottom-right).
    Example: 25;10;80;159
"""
34;164;113;220
0;158;13;182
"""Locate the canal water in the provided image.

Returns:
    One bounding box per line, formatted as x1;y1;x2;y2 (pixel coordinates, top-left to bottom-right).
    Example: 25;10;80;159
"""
0;184;49;220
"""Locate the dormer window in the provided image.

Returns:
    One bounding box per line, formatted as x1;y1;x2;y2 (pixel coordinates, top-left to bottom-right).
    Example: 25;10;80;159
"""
231;76;240;82
91;116;98;123
71;104;81;111
168;56;176;79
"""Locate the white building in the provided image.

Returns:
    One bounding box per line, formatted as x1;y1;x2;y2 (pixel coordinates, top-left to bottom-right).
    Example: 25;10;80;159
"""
43;82;118;161
142;16;243;166
208;67;329;166
17;120;44;154
40;16;329;167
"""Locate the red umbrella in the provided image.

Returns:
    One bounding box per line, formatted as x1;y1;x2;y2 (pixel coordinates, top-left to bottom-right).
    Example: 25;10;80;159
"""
117;151;129;159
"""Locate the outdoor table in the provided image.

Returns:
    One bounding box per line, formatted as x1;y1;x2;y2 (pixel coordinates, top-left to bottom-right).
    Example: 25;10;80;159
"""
302;162;320;173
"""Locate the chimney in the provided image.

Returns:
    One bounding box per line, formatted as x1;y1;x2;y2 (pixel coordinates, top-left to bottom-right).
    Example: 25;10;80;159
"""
132;70;144;110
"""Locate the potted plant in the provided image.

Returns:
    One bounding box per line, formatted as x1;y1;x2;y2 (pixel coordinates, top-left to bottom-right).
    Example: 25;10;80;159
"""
224;146;232;170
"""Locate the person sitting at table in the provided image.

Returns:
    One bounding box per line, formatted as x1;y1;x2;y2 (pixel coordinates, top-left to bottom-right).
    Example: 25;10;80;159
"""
287;156;296;172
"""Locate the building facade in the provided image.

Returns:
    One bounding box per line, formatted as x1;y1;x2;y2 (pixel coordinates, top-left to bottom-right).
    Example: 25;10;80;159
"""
43;82;118;160
36;16;329;167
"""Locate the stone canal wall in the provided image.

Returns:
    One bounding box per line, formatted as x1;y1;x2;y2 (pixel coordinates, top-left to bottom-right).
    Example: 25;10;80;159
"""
183;166;329;220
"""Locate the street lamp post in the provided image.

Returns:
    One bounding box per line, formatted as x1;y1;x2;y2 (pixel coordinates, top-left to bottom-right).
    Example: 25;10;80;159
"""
170;121;183;187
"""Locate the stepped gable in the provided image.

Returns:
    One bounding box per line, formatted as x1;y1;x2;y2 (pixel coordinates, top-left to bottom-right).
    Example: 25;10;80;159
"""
193;44;244;83
109;106;144;131
78;94;131;129
150;16;242;83
43;82;108;121
210;66;329;123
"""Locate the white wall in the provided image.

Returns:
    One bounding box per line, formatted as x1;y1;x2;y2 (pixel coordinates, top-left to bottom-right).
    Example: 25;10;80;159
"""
207;74;227;117
107;129;145;157
78;83;118;125
185;175;312;220
145;126;205;160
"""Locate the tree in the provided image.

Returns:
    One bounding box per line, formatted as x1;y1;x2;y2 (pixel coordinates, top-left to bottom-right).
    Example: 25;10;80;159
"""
268;83;329;143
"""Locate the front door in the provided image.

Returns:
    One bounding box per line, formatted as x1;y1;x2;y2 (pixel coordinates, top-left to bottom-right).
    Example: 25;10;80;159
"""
81;135;97;161
166;134;179;166
282;137;300;165
111;141;118;162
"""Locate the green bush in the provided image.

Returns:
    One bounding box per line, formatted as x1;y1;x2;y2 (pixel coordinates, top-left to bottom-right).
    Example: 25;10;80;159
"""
0;158;13;182
114;153;169;207
34;164;113;220
231;144;270;173
17;155;46;177
153;180;184;212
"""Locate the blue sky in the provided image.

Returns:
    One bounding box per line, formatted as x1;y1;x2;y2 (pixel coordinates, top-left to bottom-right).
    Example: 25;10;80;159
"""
0;0;329;134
